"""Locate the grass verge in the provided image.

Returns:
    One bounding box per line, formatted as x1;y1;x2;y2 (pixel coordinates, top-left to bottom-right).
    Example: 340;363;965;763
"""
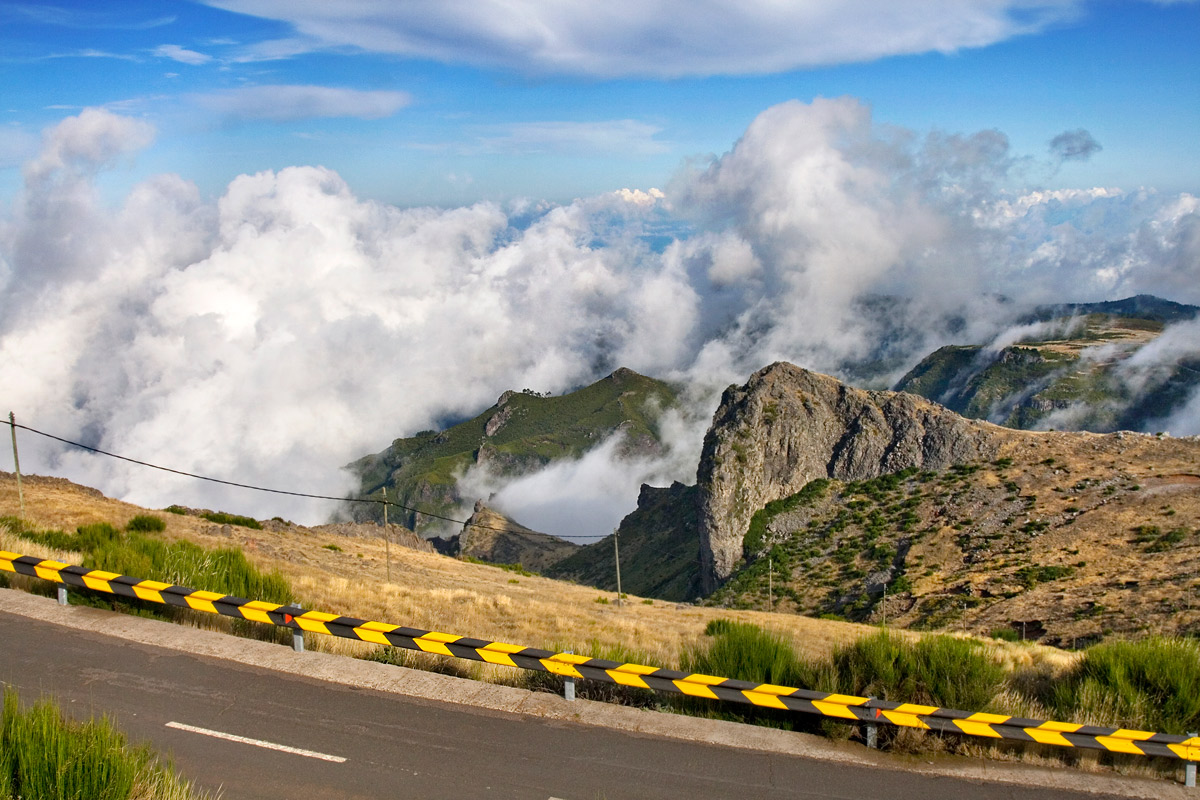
0;686;212;800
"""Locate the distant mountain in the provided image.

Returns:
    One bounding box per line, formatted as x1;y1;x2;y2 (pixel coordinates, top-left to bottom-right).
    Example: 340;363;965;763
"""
895;297;1200;432
345;368;679;535
546;482;703;602
440;501;580;572
1019;294;1198;326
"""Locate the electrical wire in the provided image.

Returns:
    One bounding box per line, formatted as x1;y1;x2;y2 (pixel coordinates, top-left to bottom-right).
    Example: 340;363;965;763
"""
6;419;615;539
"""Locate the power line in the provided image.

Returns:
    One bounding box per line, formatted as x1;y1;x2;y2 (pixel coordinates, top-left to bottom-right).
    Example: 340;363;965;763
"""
6;419;614;539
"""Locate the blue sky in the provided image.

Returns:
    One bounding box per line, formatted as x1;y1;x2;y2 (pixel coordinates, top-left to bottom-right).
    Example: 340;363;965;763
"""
2;0;1197;207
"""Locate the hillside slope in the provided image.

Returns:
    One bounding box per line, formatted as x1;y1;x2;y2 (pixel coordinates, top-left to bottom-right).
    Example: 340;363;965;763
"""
895;300;1200;432
346;368;678;534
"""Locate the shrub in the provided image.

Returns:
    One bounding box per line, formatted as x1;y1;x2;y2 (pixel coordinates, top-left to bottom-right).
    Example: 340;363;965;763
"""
824;631;1004;712
200;511;262;530
126;515;166;533
1050;637;1200;734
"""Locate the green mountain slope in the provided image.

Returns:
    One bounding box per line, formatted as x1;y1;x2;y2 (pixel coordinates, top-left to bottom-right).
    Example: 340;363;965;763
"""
346;368;679;533
546;482;702;602
895;303;1200;431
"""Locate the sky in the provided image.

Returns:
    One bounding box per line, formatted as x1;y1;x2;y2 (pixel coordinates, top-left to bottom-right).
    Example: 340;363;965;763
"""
1;1;1198;535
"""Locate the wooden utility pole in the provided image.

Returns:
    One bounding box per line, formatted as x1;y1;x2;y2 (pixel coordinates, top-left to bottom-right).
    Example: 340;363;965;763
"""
382;487;391;584
768;556;773;612
9;412;23;519
613;531;623;607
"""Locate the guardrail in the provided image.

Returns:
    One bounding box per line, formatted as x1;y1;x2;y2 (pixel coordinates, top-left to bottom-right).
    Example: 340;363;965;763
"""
4;548;1200;768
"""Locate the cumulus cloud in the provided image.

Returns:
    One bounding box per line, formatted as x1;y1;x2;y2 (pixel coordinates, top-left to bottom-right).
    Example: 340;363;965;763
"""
192;85;411;122
2;101;1198;530
153;44;213;65
1049;128;1102;162
199;0;1082;78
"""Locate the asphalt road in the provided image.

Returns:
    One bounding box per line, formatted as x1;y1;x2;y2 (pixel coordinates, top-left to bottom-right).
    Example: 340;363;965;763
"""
0;609;1157;800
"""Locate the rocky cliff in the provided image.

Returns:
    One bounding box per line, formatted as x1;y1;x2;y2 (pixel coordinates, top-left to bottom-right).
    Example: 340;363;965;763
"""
697;362;1010;591
457;501;580;572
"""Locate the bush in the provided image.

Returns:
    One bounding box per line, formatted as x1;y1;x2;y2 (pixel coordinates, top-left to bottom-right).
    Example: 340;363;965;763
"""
200;511;262;530
824;631;1004;713
683;619;809;688
126;515;166;533
1050;637;1200;734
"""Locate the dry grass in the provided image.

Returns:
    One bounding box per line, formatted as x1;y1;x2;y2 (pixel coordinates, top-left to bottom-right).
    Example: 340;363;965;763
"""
0;471;874;671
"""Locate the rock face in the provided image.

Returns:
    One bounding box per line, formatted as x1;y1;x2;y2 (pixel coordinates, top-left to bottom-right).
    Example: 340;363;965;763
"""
458;501;580;572
697;362;1007;591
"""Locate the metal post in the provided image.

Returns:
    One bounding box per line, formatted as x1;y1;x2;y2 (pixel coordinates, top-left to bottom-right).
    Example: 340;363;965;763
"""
293;631;305;653
768;556;773;612
1187;732;1197;788
865;696;878;749
564;650;575;701
9;412;24;519
613;531;622;608
382;488;391;584
56;586;68;606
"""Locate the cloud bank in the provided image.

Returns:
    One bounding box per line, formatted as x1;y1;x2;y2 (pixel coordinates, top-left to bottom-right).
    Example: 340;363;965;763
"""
201;0;1083;78
1;100;1197;531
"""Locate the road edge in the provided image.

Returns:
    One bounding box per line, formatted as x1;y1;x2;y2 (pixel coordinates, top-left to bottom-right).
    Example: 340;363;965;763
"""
0;587;1185;798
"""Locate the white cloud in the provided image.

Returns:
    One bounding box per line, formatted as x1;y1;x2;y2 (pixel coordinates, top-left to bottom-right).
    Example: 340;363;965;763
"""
199;0;1083;78
153;44;213;65
2;101;1197;530
192;85;411;122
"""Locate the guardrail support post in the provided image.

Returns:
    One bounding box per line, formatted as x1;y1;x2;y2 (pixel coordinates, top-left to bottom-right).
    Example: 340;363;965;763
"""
564;650;575;701
292;631;305;653
56;586;68;605
864;697;878;749
1187;732;1197;788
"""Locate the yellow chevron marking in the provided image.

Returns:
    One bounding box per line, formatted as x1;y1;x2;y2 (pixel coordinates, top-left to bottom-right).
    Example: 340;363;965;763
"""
352;621;399;645
893;703;939;716
680;673;726;686
0;550;19;570
608;670;650;689
294;610;339;634
1025;728;1074;747
1096;736;1149;755
296;619;330;635
82;570;120;592
548;652;592;666
610;663;660;678
1034;720;1083;734
183;589;225;615
812;701;860;720
421;631;462;645
674;680;719;700
823;693;869;707
880;711;930;729
415;638;455;657
239;600;282;624
540;659;583;678
477;650;518;668
743;690;788;709
1107;728;1156;742
34;561;68;582
964;712;1012;725
953;720;1003;739
480;642;526;655
1168;738;1200;761
132;582;165;599
747;682;796;697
